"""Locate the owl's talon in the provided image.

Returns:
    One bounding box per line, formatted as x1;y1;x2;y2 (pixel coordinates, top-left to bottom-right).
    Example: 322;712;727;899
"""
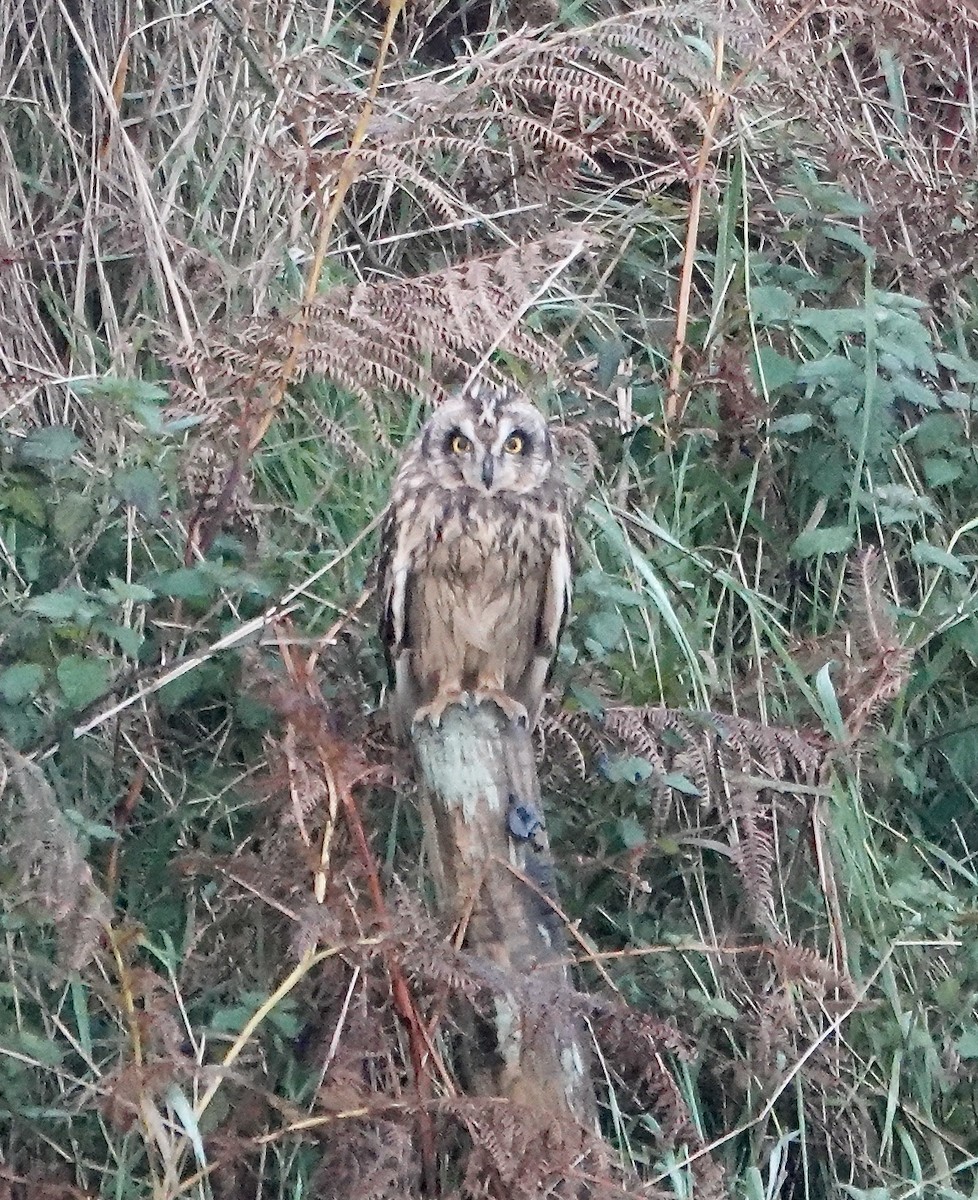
471;688;529;729
412;689;470;730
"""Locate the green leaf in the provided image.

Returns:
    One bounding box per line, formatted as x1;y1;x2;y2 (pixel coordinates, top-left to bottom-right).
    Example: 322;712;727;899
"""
158;670;206;713
566;684;605;719
153;566;218;600
822;224;875;259
602;755;654;784
914;414;964;454
6;1029;65;1067
161;414;206;435
73;376;170;404
791;526;854;558
27;589;100;623
936;351;978;384
130;401;164;434
15;426;82;464
210;993;299;1038
888;373;938;409
98;624;145;657
878;315;936;373
52;494;95;545
56;655;112;708
687;988;740;1021
743;1167;766;1200
662;771;701;797
911;542;969;577
749;285;796;323
576;570;643;606
115;466;162;521
235;694;274;731
753;346;797;392
615;815;646;849
0;485;46;525
794;307;869;344
99;576;157;605
0;663;45;704
876;505;922;527
921;456;962;488
167;1084;207;1167
956;1027;978;1059
769;413;814;435
934;976;961;1010
63;808;119;841
595;338;624;389
585;609;624;650
814;662;847;741
796;354;863;390
800;179;868;217
870;485;940;520
209;1003;255;1034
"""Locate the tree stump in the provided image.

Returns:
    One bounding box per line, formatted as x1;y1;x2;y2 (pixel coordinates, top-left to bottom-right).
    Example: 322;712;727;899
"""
412;705;597;1126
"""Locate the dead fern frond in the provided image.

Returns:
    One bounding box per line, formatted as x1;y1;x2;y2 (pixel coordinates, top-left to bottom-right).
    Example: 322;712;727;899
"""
0;742;111;970
536;713;587;780
848;546;898;662
748;0;978;291
769;943;853;999
310;1119;420;1200
444;1096;620;1199
714;712;824;780
723;788;778;938
170;232;590;431
276;1;749;251
602;705;827;931
589;999;715;1171
837;548;912;739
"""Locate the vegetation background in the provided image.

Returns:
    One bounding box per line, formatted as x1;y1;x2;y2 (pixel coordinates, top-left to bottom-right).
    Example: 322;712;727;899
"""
1;0;977;1195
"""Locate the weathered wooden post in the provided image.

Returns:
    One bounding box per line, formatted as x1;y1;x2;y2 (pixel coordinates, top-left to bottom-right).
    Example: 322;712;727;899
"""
412;705;597;1126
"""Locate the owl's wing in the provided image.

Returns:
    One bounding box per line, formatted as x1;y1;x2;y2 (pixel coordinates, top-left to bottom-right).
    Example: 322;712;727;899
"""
521;522;573;727
378;509;420;739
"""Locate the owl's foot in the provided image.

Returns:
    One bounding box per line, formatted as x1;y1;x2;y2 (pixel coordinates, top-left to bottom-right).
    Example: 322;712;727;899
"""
411;687;470;730
471;688;529;729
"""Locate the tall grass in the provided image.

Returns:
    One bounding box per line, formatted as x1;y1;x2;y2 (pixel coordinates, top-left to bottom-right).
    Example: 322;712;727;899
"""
1;0;977;1195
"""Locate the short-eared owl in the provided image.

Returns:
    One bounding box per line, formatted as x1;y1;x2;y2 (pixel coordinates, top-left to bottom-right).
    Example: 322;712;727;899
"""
378;380;572;738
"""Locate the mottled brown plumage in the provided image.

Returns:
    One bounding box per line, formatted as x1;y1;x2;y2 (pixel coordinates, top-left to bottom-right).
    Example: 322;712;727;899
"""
378;380;572;738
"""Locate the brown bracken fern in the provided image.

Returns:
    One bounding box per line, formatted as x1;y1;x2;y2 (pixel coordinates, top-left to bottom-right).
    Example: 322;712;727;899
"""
836;547;913;739
168;231;591;433
0;741;111;970
602;705;824;934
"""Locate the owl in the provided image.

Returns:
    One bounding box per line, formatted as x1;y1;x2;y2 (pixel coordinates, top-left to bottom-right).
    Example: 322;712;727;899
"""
377;380;572;739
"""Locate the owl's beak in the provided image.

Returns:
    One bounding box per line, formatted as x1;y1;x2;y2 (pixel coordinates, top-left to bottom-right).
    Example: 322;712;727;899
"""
481;456;495;488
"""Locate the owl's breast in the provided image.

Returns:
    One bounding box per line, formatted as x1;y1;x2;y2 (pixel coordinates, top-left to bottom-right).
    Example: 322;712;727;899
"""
420;496;548;648
423;494;551;581
424;495;493;571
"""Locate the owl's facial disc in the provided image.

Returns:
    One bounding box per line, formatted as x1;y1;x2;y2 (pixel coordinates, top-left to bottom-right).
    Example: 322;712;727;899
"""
438;417;485;491
487;413;552;495
427;387;553;495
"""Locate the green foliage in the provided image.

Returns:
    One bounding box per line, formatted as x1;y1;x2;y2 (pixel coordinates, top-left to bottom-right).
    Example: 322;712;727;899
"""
2;0;978;1196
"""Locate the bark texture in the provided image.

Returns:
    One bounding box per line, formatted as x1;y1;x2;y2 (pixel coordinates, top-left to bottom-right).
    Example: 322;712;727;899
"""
412;705;596;1126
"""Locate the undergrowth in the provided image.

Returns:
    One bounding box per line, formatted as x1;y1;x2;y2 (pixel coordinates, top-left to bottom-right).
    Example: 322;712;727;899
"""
1;0;977;1196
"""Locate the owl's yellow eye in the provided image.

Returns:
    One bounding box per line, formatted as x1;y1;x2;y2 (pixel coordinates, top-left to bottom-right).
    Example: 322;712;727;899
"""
450;434;472;454
503;433;524;455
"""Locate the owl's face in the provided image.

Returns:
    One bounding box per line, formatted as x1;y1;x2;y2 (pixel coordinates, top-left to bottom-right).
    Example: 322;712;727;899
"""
418;385;554;497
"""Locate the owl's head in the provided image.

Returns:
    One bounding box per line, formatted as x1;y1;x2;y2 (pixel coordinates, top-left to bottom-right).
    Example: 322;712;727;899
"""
418;381;555;496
